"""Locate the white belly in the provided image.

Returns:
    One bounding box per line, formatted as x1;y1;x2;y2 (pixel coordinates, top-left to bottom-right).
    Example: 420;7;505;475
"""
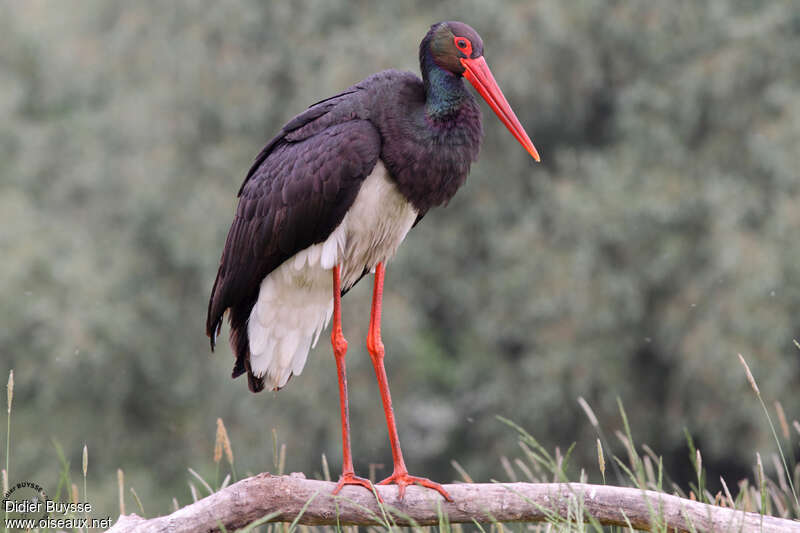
247;160;418;389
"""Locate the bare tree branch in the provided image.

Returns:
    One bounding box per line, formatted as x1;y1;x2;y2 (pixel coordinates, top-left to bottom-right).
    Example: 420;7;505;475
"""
106;472;799;532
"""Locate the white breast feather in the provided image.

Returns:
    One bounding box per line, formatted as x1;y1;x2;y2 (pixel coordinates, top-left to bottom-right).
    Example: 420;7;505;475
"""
247;160;418;389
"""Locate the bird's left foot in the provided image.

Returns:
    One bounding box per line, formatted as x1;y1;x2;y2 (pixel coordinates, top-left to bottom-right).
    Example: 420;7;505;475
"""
332;473;381;501
378;471;452;501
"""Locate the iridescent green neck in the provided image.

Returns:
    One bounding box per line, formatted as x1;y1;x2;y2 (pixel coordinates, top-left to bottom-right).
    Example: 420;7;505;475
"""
421;51;471;119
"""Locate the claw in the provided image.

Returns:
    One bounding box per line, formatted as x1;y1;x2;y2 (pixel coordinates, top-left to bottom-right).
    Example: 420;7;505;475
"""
378;471;452;501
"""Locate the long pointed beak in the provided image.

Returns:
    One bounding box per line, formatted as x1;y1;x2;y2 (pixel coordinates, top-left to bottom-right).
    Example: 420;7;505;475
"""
461;56;540;162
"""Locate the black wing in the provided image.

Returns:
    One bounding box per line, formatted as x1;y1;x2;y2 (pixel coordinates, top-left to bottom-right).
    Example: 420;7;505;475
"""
207;97;380;392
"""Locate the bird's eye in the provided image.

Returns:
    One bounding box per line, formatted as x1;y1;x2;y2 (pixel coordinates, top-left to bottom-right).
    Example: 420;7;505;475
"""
453;37;473;56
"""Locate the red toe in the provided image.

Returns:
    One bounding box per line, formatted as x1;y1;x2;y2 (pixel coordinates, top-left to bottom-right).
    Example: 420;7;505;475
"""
333;473;381;501
378;471;452;501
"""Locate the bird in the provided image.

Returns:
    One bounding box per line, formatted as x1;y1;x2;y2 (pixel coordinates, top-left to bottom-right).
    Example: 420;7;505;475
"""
206;21;539;501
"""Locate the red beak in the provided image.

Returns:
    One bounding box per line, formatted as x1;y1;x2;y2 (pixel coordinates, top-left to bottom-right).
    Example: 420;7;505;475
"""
461;56;540;162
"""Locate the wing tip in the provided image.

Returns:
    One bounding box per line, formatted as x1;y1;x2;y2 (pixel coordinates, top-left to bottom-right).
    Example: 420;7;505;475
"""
206;316;223;351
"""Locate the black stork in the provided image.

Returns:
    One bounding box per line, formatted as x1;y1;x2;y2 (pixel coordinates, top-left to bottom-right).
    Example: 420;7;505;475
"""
206;21;539;500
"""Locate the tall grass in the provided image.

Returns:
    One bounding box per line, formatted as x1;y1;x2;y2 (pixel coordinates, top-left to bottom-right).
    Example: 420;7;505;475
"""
204;358;797;533
2;354;798;532
738;353;800;515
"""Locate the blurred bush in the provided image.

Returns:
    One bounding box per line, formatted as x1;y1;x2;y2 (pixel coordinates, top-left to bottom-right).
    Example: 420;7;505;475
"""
1;0;798;515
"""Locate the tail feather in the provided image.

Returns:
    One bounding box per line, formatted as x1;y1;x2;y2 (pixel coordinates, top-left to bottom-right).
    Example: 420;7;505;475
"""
232;303;265;393
206;266;225;351
207;263;267;392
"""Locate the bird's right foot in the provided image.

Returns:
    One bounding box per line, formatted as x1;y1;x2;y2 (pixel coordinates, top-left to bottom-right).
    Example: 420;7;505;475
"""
378;470;452;501
332;473;381;501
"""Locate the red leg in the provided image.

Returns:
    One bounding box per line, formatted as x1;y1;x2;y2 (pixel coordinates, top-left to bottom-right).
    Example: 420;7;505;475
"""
367;263;452;501
330;265;374;496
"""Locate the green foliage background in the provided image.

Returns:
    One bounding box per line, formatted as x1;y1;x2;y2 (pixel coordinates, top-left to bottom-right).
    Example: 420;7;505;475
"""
2;0;798;517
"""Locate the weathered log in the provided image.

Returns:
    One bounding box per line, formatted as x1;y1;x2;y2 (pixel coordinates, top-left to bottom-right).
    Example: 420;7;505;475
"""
107;472;800;532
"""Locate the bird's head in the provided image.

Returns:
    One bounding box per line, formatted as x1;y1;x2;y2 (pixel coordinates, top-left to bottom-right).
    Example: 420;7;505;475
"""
422;21;540;162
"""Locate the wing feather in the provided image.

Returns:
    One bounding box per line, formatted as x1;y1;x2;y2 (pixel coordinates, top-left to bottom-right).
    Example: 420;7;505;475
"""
207;112;381;391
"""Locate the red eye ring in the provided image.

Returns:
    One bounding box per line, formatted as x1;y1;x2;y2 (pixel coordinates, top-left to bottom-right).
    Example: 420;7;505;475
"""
453;36;472;56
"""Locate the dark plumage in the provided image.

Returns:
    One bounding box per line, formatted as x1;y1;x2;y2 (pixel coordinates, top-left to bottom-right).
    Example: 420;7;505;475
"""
207;24;488;391
208;118;380;391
